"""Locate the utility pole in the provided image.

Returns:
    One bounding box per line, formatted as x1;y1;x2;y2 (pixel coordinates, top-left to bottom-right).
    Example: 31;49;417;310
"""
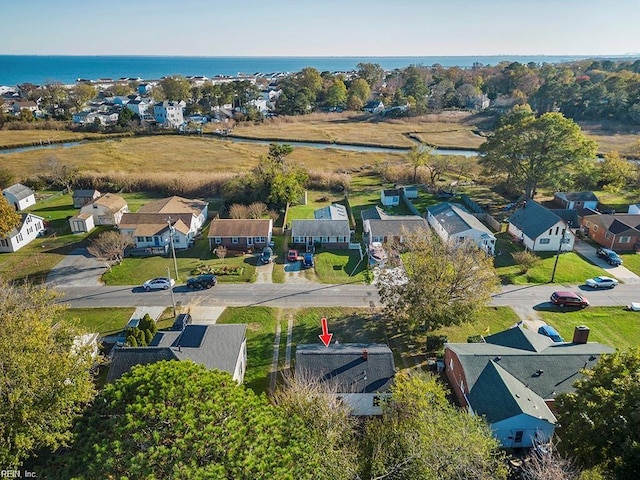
550;221;571;283
167;217;179;280
166;267;176;317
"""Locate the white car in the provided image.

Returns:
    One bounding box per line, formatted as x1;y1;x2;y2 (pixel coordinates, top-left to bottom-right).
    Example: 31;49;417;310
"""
142;277;175;291
585;276;619;289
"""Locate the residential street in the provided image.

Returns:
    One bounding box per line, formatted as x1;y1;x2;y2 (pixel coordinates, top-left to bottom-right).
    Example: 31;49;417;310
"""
54;282;640;310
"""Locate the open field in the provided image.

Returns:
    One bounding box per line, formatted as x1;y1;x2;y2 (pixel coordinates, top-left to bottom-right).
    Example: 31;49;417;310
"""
231;111;486;149
1;134;401;179
0;129;121;148
538;307;640;351
313;250;367;284
578;121;640;156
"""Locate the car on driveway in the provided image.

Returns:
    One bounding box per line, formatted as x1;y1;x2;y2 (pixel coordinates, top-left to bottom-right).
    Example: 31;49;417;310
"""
550;291;589;308
186;274;217;289
596;247;623;266
287;249;299;262
302;253;314;269
585;276;619;289
538;325;564;342
142;277;175;291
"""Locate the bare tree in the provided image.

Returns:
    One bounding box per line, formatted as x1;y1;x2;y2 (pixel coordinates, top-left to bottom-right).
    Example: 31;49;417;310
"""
44;156;79;194
215;245;227;261
267;209;280;223
247;202;268;219
87;231;133;269
229;204;249;219
426;155;451;186
520;443;579;480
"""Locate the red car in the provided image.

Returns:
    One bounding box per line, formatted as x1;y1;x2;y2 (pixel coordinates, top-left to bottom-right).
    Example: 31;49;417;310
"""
287;249;299;262
550;291;589;308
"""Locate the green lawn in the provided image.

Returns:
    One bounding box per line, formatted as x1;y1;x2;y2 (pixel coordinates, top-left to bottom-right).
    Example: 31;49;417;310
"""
619;252;640;276
313;249;367;283
286;189;344;221
494;232;611;285
271;234;286;283
408;190;440;215
216;306;279;394
119;192;164;212
55;307;135;336
538;307;640;350
102;237;256;285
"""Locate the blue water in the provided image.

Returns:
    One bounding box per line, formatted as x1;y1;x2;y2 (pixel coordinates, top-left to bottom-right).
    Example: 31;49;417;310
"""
0;55;612;86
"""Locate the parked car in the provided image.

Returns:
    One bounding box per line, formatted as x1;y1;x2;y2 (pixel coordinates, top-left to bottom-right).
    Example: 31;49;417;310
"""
172;313;192;331
537;325;564;342
186;274;217;289
302;253;314;269
550;291;589;308
142;277;175;291
628;302;640;312
260;246;274;264
596;247;623;266
287;249;299;262
585;276;619;289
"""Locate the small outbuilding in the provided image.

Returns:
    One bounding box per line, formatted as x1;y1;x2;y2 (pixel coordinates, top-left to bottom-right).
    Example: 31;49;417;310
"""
69;212;96;234
2;183;36;211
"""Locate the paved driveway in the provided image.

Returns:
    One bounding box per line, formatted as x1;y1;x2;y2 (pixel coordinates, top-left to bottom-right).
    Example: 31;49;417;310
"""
573;241;640;284
45;247;108;287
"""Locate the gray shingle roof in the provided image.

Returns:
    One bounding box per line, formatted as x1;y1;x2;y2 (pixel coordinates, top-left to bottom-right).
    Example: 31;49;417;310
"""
107;324;246;383
364;216;429;240
207;219;272;238
2;183;34;201
507;201;566;239
291;219;350;238
295;343;395;393
555;191;598;202
314;204;348;220
468;360;556;424
427;202;493;236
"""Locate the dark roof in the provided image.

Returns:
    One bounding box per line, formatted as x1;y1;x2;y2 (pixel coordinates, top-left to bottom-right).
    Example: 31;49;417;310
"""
555;191;599;202
107;324;246;383
72;189;100;198
507;201;566;239
291;219;350;238
550;209;579;227
207;219;272;238
582;213;640;235
382;189;401;196
427;202;493;236
446;325;614;401
364;216;429;240
468;360;556;424
2;183;34;201
295;343;395;393
360;206;386;221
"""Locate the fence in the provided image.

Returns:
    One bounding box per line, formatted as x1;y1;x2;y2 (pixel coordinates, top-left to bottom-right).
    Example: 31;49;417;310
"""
402;194;422;216
474;212;503;232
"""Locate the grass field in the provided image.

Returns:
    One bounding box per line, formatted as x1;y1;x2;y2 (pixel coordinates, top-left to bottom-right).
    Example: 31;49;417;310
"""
102;238;257;285
231;112;486;149
313;250;367;283
0;129;119;148
538;307;640;350
619;252;640;276
55;307;135;336
216;306;279;393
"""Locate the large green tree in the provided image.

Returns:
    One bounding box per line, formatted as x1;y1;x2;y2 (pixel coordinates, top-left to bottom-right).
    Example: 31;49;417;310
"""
0;282;96;467
54;361;327;479
377;230;500;333
556;349;640;479
0;196;21;236
159;75;191;101
479;106;598;199
360;371;507;480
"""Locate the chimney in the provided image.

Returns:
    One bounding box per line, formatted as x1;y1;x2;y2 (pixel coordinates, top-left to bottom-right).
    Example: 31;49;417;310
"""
362;349;368;361
573;325;590;344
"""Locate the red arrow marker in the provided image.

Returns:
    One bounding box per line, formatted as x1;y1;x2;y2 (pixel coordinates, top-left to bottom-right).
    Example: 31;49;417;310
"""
319;317;333;347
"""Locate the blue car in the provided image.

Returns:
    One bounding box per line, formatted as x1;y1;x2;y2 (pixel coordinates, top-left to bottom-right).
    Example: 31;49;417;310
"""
302;253;314;269
538;325;564;343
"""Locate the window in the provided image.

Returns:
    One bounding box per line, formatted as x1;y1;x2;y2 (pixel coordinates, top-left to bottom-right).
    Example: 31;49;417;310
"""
145;236;153;242
372;236;384;243
539;238;550;244
322;236;328;243
255;236;266;243
136;236;144;242
214;237;222;244
293;236;305;243
555;226;559;235
247;237;253;245
232;237;239;244
549;228;553;235
0;239;8;247
619;236;631;244
514;431;524;443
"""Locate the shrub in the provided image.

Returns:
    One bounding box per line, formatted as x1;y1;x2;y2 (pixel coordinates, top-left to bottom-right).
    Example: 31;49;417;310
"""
426;335;448;354
512;250;540;274
467;335;483;343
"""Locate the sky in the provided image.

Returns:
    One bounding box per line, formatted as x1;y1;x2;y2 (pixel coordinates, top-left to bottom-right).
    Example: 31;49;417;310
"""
2;0;639;57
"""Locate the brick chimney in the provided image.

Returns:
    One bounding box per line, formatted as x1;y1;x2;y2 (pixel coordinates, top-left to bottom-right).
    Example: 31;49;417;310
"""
362;349;368;361
573;325;590;344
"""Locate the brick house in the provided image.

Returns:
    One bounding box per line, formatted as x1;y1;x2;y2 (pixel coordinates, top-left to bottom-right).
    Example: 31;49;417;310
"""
581;212;640;252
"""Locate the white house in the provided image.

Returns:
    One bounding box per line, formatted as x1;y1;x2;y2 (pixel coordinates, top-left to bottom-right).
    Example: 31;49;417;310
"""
363;100;385;113
0;214;45;253
154;101;185;128
295;344;396;416
80;193;129;226
125;98;151;118
554;191;599;210
2;183;36;211
507;201;576;252
380;188;401;207
426;202;496;254
628;204;640;215
69;212;96;234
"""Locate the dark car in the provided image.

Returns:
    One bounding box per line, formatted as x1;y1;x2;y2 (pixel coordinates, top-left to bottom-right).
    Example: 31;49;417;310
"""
186;274;217;289
172;313;192;331
596;247;623;266
538;325;564;342
550;291;589;308
302;253;314;269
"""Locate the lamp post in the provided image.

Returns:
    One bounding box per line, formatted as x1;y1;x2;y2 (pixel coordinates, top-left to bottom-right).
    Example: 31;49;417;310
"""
167;217;179;280
550;221;571;283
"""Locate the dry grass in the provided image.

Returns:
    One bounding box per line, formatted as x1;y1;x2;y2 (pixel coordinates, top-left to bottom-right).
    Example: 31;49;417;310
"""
578;121;640;156
0;129;118;148
231;111;486;149
1;135;403;179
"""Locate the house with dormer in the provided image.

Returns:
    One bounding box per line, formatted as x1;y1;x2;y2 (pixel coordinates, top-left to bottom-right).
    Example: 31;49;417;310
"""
445;324;613;448
427;202;496;254
507;201;576;252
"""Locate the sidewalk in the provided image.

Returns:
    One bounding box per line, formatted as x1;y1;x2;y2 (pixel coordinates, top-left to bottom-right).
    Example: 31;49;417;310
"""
573;242;640;284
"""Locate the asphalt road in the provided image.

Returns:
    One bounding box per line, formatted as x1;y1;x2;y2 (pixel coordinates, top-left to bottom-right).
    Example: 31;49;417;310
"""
54;282;639;310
